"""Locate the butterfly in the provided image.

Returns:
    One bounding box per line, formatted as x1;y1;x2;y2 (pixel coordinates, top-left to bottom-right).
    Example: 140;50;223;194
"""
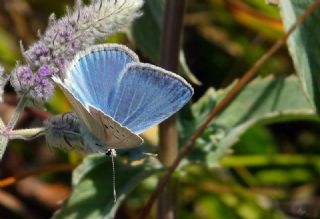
51;44;193;153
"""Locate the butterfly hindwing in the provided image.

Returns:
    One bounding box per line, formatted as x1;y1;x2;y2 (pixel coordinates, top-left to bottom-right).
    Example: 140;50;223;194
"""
88;106;143;149
65;44;139;114
109;63;194;134
54;77;143;149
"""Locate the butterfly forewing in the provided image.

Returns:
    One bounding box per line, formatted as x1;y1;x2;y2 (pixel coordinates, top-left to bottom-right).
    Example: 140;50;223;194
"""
65;44;139;114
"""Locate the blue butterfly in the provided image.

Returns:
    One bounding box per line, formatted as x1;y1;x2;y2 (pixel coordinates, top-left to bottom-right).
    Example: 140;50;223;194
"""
53;44;193;152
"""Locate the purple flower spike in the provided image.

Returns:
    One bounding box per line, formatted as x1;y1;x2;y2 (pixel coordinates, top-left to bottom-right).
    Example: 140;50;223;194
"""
32;81;54;102
11;0;143;103
13;65;35;88
11;64;55;102
37;65;53;77
32;65;54;102
24;41;50;68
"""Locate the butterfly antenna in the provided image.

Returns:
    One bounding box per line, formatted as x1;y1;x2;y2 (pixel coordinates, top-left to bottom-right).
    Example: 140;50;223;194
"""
111;153;117;203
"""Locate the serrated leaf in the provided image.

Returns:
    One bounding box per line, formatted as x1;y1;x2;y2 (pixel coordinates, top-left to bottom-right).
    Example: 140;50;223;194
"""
184;76;317;164
279;0;320;110
215;76;315;128
53;155;160;219
131;0;201;85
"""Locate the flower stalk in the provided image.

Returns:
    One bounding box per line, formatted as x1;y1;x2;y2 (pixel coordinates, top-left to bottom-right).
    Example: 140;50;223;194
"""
6;93;28;130
10;127;46;140
158;0;186;218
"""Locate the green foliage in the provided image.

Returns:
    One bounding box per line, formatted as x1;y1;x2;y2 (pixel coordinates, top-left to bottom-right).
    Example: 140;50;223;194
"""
2;0;320;218
279;0;320;111
182;76;316;165
57;74;317;217
233;125;277;155
55;1;320;216
53;155;161;219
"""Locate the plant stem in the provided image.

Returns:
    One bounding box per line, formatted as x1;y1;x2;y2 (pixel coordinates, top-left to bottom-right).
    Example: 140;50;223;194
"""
159;117;178;167
139;1;320;218
158;0;186;218
10;127;46;140
7;93;28;130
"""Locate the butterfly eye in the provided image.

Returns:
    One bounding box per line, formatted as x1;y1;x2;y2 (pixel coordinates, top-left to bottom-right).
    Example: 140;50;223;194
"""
105;149;112;156
95;143;103;147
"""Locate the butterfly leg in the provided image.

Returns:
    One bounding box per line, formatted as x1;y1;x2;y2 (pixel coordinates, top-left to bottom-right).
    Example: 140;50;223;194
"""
63;134;75;150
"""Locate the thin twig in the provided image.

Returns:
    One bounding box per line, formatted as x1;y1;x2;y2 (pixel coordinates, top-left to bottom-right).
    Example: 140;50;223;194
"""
0;163;76;188
138;1;320;218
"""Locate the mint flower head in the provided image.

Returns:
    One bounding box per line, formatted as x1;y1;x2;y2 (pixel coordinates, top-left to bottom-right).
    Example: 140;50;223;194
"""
10;64;55;102
11;0;143;103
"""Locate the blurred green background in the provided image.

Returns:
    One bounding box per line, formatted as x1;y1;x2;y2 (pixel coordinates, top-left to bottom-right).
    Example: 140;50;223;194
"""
1;0;320;218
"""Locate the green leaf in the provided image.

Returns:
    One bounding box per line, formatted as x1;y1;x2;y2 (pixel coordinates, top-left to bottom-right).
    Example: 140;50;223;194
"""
71;155;107;187
215;76;315;152
53;155;160;219
131;0;201;85
185;76;317;164
233;124;278;155
0;117;8;160
279;0;320;110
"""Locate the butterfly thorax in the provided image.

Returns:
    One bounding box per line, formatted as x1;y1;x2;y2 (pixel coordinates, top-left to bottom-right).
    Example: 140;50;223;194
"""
44;112;109;154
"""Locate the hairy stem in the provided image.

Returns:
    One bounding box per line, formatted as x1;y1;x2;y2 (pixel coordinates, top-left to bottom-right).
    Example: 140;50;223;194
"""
7;93;28;130
10;127;46;140
139;1;320;218
158;0;186;219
